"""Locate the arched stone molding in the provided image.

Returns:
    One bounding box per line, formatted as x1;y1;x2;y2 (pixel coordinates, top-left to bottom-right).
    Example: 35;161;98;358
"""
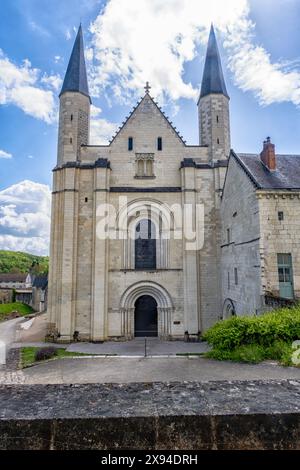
222;298;236;320
120;281;174;339
117;198;174;270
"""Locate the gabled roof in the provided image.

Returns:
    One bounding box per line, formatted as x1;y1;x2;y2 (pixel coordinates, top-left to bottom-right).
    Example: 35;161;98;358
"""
33;275;48;289
199;24;229;100
60;25;90;101
0;273;27;283
232;150;300;190
109;93;186;146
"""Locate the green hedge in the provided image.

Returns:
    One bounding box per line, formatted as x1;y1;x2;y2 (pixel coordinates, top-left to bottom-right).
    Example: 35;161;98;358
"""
203;307;300;349
203;306;300;365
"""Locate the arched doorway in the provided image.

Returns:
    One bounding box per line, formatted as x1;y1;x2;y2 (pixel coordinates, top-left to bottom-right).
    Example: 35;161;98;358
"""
134;295;158;337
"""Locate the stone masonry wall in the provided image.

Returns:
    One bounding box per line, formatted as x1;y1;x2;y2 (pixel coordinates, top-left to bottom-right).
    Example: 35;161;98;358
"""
221;157;262;316
258;192;300;299
198;94;230;160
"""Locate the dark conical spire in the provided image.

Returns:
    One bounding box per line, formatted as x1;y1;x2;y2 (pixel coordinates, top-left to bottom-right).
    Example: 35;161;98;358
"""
200;24;229;100
60;25;90;101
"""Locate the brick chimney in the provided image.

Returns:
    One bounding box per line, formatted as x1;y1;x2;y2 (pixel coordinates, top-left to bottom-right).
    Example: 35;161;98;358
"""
260;137;276;171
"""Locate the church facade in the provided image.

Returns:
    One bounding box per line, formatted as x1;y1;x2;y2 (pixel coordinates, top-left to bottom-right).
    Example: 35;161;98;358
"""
48;24;300;343
47;25;230;342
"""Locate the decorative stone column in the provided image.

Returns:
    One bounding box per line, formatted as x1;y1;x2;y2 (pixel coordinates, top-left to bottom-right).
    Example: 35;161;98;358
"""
180;159;200;335
91;159;110;341
58;166;79;343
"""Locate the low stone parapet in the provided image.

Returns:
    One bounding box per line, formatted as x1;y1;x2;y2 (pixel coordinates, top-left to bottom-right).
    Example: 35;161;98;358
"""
0;380;300;449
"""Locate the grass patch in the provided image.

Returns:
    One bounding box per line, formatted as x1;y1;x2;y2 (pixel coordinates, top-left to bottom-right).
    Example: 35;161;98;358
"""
0;302;34;321
20;346;97;368
203;306;300;366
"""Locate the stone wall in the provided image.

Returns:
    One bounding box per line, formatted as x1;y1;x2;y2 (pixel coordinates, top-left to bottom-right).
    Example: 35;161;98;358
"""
258;191;300;299
198;94;230;160
221;157;262;316
1;381;300;450
0;289;12;304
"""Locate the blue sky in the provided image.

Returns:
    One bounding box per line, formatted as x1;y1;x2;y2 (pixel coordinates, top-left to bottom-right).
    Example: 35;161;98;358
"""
0;0;300;254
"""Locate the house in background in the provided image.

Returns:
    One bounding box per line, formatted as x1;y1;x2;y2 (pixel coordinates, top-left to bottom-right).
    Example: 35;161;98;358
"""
0;272;48;311
0;273;33;290
0;273;33;305
221;138;300;318
32;275;48;312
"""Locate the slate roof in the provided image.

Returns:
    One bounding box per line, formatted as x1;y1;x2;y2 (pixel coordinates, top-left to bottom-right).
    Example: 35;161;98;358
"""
0;273;27;283
233;151;300;190
60;25;90;101
33;275;48;290
200;24;229;100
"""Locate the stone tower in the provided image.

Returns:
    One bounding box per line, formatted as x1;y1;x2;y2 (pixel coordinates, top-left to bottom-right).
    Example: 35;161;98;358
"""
47;25;91;342
198;24;230;161
57;24;91;165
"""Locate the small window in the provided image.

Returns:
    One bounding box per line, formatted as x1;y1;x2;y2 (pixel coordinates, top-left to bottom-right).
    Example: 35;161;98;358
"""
227;228;230;244
234;268;238;285
157;137;162;151
85;197;88;203
70;137;72;144
216;115;219;123
128;137;133;151
227;272;230;290
217;138;220;144
146;159;153;176
278;211;284;221
135;156;154;178
71;114;73;121
137;160;144;177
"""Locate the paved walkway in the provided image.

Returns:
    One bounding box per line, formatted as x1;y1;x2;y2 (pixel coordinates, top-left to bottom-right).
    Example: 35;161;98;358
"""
0;317;23;349
1;356;298;385
12;337;211;356
66;338;210;356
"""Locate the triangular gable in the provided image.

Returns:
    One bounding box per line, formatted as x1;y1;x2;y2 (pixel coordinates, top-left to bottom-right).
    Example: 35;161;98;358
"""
222;150;258;200
109;93;186;146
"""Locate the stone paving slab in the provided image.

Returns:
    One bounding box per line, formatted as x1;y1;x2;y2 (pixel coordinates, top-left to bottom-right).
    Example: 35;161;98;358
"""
17;356;300;385
12;338;211;356
65;338;211;356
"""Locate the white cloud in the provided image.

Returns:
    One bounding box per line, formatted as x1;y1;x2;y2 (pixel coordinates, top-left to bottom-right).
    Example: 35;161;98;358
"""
0;149;12;159
0;180;51;256
41;73;62;92
65;29;72;40
90;105;119;144
0;50;57;123
29;21;50;38
54;55;61;63
223;4;300;106
27;155;34;159
89;0;300;107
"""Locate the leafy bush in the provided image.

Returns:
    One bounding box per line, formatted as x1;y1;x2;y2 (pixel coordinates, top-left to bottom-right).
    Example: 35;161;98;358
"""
34;347;57;362
207;344;266;363
203;306;300;365
203;306;300;350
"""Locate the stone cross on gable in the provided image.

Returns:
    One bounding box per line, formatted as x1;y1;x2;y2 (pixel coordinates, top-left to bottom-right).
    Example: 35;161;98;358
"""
144;81;151;94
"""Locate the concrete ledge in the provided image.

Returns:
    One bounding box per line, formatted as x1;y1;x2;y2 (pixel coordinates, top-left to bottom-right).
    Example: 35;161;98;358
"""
0;380;300;449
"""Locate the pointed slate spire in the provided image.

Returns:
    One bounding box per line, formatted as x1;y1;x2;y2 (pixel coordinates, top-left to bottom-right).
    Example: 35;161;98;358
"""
60;24;90;101
200;24;229;99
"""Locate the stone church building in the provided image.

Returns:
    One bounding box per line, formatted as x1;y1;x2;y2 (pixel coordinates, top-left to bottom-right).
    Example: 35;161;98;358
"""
47;25;300;342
